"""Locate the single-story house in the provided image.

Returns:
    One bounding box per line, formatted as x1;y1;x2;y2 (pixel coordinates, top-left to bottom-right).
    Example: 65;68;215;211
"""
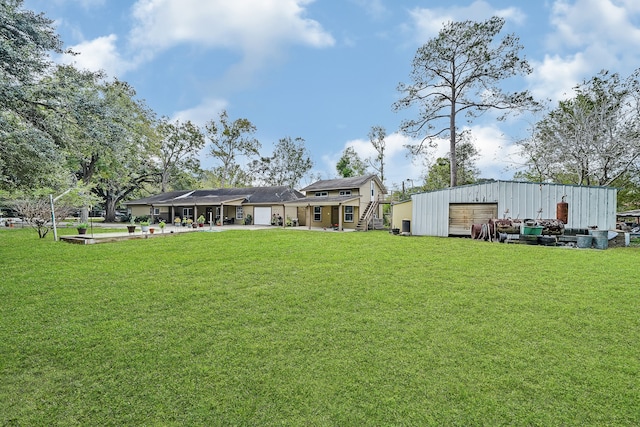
292;174;387;230
124;186;306;226
399;180;617;237
124;174;388;230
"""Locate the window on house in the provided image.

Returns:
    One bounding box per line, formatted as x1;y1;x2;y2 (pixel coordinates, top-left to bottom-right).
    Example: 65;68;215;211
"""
314;206;322;221
344;206;354;222
236;206;243;220
339;190;351;196
182;208;193;219
153;208;160;215
315;191;328;197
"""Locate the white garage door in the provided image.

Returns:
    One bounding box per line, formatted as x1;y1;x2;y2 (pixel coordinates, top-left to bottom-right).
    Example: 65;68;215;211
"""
253;207;272;225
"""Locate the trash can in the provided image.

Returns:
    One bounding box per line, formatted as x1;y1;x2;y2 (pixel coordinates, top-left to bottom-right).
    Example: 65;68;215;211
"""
590;230;608;250
402;219;410;234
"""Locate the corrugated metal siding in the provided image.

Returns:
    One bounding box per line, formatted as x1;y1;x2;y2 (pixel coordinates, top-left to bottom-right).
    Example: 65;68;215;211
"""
412;181;617;236
412;189;450;236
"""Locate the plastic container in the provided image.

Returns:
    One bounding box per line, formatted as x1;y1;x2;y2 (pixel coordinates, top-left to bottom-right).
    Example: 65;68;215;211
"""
522;225;543;235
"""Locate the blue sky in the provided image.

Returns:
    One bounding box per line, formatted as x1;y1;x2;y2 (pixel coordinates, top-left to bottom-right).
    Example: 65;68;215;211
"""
24;0;640;190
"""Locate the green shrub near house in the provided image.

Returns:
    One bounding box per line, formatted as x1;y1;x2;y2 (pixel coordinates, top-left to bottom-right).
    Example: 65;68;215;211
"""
1;228;638;425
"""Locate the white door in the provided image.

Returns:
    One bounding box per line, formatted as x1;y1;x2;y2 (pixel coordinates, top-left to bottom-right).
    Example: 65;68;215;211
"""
253;207;272;225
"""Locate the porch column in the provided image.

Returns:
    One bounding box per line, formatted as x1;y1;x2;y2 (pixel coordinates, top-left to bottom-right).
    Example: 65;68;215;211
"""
220;203;224;226
307;204;311;230
282;204;286;228
338;203;343;231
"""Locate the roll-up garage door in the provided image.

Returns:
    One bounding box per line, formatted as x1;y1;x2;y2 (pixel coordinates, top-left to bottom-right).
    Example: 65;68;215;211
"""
253;207;272;225
449;203;498;236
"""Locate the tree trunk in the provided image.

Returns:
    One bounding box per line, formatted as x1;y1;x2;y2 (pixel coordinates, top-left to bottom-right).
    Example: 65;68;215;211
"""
80;206;89;223
449;103;457;187
104;197;118;222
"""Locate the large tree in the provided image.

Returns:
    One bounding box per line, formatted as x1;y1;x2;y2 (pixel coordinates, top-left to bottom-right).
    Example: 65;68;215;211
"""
366;125;386;183
45;67;159;221
393;16;536;187
205;110;260;188
249;137;313;188
0;0;70;191
91;81;159;221
517;69;640;187
155;117;205;192
336;146;368;178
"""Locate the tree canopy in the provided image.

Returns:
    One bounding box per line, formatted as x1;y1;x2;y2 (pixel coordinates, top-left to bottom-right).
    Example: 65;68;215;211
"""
155;118;205;192
517;69;640;187
249;137;313;188
205;110;260;188
0;0;69;191
366;125;386;183
424;140;481;191
336;146;368;178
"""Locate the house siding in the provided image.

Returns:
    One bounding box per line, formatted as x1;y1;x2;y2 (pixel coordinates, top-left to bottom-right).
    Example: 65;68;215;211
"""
391;200;412;230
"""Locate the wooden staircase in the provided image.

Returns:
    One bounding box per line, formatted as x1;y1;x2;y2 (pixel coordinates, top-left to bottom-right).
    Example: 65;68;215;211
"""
355;201;379;231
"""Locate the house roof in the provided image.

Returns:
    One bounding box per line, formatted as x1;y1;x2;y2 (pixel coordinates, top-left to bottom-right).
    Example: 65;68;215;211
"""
124;186;305;206
300;174;385;193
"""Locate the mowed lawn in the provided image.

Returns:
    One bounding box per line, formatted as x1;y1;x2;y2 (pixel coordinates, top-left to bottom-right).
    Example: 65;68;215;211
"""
1;228;638;426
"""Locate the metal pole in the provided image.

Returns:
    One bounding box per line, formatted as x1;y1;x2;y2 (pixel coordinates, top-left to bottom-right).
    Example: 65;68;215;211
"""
50;194;58;242
51;187;75;242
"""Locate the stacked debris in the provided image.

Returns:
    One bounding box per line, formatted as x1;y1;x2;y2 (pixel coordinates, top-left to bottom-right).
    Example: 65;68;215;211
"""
536;218;565;235
491;218;522;234
472;217;565;244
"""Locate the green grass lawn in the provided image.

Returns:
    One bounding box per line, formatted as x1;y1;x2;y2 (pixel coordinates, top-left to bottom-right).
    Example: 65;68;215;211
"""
1;228;639;426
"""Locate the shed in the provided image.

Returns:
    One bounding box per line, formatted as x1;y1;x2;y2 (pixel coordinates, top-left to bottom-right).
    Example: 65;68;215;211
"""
411;181;617;237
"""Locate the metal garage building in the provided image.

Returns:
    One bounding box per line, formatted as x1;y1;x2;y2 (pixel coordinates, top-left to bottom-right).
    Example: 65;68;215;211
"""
411;181;617;237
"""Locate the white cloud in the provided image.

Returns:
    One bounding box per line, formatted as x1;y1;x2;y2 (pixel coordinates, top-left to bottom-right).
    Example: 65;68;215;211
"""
172;98;229;127
351;0;387;20
321;132;424;187
549;0;640;50
60;34;134;76
47;0;105;8
319;125;522;188
529;0;640;103
528;53;589;102
408;0;526;42
465;125;522;179
129;0;334;62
